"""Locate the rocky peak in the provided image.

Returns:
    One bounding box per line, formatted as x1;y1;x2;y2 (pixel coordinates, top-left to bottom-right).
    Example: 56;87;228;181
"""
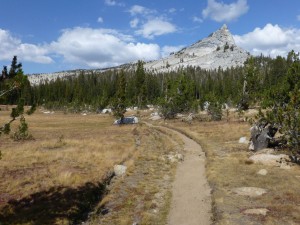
211;24;235;46
191;24;235;49
144;24;249;72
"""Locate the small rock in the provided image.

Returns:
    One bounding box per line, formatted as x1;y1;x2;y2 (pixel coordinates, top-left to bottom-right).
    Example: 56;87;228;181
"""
163;175;170;181
175;153;184;161
280;163;291;170
168;155;177;163
243;208;269;216
248;141;255;151
257;169;268;176
114;165;127;176
239;137;248;144
232;187;267;197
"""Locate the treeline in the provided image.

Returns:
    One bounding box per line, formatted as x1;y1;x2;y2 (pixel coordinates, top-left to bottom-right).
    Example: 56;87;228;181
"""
0;52;298;114
28;62;245;112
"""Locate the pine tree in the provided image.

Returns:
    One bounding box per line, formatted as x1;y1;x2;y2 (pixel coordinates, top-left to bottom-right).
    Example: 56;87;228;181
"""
0;56;35;140
135;60;147;108
112;70;127;123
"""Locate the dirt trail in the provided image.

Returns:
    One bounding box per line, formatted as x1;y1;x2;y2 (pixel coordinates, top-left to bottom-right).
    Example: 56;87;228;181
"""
151;124;212;225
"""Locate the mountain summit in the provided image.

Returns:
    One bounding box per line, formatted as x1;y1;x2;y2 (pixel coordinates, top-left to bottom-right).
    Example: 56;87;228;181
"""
28;25;249;85
144;24;249;72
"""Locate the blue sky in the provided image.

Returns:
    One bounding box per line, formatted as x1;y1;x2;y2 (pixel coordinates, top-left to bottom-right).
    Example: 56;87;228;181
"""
1;0;300;74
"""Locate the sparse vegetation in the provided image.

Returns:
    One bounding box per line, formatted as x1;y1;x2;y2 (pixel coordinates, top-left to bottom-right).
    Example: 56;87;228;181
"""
164;111;300;225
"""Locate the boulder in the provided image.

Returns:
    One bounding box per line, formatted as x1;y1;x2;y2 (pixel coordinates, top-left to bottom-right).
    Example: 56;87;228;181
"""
102;108;112;114
249;124;278;151
239;137;248;144
114;165;127;176
257;169;268;176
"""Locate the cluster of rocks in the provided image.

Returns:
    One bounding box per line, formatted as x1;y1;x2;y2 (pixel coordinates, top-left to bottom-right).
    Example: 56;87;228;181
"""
160;152;184;163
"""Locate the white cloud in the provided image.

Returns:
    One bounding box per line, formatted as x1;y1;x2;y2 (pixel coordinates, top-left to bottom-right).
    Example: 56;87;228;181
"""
168;8;177;13
51;27;161;68
234;23;300;57
0;29;52;64
202;0;249;22
193;16;203;23
130;18;139;28
129;5;156;16
97;17;104;23
104;0;124;6
135;18;177;39
161;45;185;57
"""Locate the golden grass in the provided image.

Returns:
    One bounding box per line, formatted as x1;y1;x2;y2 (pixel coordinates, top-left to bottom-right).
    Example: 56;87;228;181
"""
0;109;140;224
0;108;179;225
164;110;300;225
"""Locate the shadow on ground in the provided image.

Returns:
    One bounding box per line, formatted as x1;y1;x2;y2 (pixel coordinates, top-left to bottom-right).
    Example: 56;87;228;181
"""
0;182;106;225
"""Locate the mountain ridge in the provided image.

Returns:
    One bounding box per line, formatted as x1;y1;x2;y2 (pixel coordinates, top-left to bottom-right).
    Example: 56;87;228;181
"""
28;24;249;85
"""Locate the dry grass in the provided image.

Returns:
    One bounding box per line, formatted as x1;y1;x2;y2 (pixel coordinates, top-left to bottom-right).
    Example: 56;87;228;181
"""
164;110;300;225
0;108;180;225
0;108;140;224
89;123;181;225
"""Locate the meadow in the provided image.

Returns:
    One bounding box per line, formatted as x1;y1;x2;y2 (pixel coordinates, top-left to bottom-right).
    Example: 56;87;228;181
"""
1;107;300;225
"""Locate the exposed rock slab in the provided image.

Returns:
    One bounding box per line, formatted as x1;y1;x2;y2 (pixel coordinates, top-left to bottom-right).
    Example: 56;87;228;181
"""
243;208;269;216
249;153;289;166
232;187;267;197
145;24;249;72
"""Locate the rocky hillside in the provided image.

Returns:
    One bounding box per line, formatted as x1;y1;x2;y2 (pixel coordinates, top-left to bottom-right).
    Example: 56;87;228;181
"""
27;24;249;85
144;24;249;72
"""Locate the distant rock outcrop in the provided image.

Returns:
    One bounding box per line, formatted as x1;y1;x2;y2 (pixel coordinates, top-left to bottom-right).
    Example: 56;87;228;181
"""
27;24;249;85
144;24;249;72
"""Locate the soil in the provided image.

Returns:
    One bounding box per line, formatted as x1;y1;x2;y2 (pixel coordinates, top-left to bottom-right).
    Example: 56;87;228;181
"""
163;126;212;225
146;123;212;225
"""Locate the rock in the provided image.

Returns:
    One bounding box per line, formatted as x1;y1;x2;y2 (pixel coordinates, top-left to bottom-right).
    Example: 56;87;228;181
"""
175;153;184;162
248;141;255;151
250;124;278;151
257;169;268;176
150;112;159;117
102;108;112;114
168;155;177;163
249;153;289;166
176;113;184;118
144;24;249;73
114;165;127;176
167;153;184;163
280;163;291;170
232;187;267;197
243;208;269;216
257;148;275;154
150;115;162;121
239;137;248;144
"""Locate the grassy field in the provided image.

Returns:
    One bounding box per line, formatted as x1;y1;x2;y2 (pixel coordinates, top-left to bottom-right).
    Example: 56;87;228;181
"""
1;107;300;225
0;107;181;225
162;111;300;225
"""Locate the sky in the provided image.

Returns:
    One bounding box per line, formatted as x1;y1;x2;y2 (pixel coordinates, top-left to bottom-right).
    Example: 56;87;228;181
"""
1;0;300;74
